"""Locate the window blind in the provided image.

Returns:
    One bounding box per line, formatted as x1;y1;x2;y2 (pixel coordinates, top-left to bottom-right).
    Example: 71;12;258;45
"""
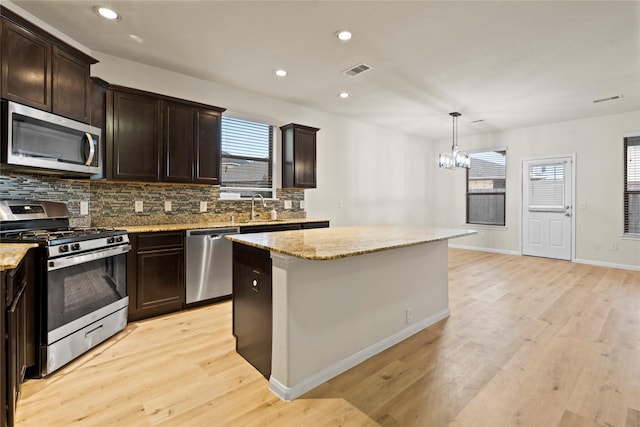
467;150;506;226
624;136;640;235
527;163;565;212
221;117;273;197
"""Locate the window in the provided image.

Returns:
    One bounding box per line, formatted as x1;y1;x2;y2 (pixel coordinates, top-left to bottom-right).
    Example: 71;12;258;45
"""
466;150;506;226
624;135;640;235
220;117;274;198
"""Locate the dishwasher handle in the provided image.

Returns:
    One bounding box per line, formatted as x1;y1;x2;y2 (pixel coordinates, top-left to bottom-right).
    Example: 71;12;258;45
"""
186;227;240;237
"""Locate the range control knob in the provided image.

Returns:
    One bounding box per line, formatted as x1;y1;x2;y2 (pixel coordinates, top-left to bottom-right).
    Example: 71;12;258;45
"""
107;237;115;244
115;236;124;243
59;245;69;253
71;243;81;251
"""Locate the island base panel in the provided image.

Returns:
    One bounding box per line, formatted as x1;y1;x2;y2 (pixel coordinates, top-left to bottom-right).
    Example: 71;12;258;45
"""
232;242;272;378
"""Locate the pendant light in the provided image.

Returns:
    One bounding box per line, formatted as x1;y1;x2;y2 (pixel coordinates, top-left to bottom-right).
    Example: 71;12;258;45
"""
438;112;470;169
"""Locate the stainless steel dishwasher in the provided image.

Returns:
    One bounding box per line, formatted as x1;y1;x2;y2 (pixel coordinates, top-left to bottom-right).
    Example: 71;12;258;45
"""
185;227;240;304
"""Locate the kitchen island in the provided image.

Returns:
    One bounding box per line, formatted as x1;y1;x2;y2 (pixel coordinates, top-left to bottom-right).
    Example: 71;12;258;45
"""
227;225;476;400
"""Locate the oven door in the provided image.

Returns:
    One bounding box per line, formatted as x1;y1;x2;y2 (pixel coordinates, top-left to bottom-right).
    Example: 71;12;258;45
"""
46;245;130;344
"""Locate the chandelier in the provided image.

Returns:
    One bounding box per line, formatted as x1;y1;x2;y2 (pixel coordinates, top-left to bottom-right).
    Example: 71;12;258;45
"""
438;112;470;169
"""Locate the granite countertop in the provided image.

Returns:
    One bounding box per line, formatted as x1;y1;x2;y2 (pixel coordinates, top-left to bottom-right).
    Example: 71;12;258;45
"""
0;243;39;271
121;218;330;234
227;225;477;260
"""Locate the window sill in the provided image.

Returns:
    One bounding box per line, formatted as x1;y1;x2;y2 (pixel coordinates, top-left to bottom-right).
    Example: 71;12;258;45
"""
621;234;640;241
463;224;508;231
219;197;279;202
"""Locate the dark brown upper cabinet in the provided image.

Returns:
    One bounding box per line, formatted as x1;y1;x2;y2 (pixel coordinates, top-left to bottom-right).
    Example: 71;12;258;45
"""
0;8;96;123
106;85;224;184
281;123;319;188
194;108;222;184
164;102;222;184
164;102;194;182
106;88;162;181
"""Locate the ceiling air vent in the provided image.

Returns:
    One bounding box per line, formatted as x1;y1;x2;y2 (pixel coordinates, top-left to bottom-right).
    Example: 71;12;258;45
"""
343;63;371;77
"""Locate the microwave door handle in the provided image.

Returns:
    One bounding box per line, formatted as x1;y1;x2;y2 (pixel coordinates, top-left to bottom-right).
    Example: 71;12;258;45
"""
84;132;95;166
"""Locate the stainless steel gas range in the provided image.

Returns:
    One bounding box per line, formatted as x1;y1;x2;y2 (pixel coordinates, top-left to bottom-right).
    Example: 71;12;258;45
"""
0;200;130;376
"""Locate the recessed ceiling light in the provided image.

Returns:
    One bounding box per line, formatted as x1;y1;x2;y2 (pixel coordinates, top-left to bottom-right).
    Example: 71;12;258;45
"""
336;30;352;41
94;6;121;21
275;69;287;77
338;92;350;98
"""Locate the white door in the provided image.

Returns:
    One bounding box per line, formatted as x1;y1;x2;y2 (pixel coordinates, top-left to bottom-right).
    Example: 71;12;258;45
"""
522;157;573;260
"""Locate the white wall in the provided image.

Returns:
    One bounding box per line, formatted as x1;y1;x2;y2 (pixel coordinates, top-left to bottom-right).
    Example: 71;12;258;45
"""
92;53;435;228
431;111;640;270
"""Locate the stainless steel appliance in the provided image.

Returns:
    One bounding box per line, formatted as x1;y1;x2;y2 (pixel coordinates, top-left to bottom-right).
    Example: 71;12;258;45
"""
1;100;102;175
0;200;129;376
185;227;239;304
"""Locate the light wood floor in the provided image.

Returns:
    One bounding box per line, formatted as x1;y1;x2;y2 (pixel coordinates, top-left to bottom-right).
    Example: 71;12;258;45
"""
15;249;640;426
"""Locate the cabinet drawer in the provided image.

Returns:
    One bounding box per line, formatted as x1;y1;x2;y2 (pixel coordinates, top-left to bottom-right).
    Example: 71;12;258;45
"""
137;232;184;250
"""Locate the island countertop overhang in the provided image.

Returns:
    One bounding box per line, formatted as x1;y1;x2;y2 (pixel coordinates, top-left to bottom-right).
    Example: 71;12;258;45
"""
226;225;477;260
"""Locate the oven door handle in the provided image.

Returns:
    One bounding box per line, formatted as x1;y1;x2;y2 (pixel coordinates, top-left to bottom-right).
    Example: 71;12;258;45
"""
48;244;132;271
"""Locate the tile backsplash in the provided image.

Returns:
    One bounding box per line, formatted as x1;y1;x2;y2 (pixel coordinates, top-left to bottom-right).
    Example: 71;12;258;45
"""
0;169;91;227
0;169;306;228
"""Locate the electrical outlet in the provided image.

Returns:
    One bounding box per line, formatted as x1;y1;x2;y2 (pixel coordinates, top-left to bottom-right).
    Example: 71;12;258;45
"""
299;200;305;209
579;201;587;209
610;242;618;251
200;201;207;212
80;201;89;215
406;307;413;324
284;200;292;210
134;201;143;212
164;201;172;212
339;199;344;208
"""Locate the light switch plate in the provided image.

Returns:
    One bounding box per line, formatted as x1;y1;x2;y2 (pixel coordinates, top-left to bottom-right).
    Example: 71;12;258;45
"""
135;201;143;212
80;201;89;215
284;200;292;210
164;201;172;212
200;201;208;212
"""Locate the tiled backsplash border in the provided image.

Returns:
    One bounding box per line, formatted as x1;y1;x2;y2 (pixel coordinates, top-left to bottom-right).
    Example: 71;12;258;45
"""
0;169;306;227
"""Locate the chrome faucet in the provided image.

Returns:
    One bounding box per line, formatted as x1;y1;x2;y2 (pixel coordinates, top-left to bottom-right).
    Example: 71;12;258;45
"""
251;193;266;221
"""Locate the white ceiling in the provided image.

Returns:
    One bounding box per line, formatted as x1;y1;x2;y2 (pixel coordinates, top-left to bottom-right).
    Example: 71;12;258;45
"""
9;0;640;141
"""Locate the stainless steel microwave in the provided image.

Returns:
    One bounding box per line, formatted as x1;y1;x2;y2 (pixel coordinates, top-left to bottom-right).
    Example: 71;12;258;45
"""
1;100;102;176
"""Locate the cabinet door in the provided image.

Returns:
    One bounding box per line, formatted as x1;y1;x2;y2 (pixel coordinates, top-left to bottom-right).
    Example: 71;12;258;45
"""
0;273;5;427
194;108;221;184
108;90;161;181
52;46;90;122
134;248;184;319
164;102;194;182
6;281;26;427
0;19;51;111
293;126;317;188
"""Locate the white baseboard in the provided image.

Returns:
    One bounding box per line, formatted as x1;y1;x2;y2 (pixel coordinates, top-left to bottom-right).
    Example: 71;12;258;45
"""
448;243;520;256
268;308;451;401
448;244;639;272
573;258;640;272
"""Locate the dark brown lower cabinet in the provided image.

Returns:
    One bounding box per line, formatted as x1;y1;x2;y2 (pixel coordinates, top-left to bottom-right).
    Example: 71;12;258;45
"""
2;248;36;427
127;232;185;322
232;243;272;378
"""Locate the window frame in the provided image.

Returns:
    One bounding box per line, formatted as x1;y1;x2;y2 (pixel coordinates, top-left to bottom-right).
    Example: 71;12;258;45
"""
219;115;277;200
465;148;507;227
623;132;640;237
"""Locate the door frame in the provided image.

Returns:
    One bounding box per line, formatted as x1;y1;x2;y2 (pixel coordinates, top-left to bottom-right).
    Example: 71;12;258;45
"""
520;154;577;261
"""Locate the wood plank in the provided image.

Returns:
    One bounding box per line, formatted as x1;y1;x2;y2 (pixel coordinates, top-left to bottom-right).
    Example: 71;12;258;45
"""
14;249;640;426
